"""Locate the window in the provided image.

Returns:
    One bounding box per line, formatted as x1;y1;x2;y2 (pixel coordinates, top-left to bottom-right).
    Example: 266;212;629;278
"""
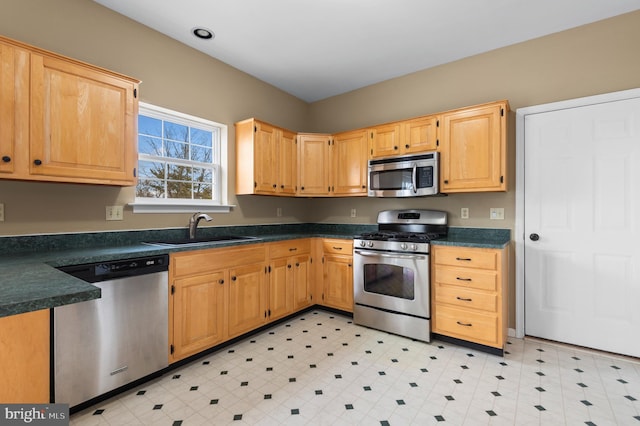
132;103;230;213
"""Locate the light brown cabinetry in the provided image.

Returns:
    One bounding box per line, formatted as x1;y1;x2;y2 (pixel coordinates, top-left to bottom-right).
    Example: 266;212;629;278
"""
321;239;354;312
297;133;331;196
369;115;438;158
438;101;508;192
235;119;297;195
169;244;266;362
0;309;49;403
331;129;368;196
431;245;508;350
267;239;312;319
0;35;139;186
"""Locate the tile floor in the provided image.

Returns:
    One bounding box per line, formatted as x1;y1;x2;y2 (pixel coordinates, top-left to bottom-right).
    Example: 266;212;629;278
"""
71;310;640;425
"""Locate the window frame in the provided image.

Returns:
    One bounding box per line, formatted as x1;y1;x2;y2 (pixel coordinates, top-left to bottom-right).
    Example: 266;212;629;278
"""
131;102;232;213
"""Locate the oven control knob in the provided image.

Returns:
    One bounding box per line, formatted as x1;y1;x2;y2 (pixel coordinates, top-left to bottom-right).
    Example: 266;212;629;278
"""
359;240;366;247
400;243;408;250
410;244;418;251
367;241;374;248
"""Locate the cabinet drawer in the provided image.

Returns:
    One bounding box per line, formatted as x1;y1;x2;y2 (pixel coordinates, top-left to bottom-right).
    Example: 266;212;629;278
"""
323;239;353;254
269;239;311;258
433;305;499;347
434;246;498;270
434;265;498;292
172;245;265;278
433;285;498;313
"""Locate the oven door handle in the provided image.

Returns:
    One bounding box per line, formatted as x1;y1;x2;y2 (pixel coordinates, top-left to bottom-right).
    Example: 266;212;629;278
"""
355;250;427;260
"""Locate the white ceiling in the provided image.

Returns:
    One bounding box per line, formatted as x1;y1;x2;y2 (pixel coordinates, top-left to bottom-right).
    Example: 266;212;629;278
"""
94;0;640;103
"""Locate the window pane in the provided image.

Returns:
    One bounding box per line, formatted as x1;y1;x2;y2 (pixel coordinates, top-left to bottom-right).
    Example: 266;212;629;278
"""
167;181;192;199
164;122;188;142
138;135;163;156
191;145;212;163
193;183;212;199
167;164;191;181
138;160;165;179
165;141;189;160
191;128;212;147
192;167;213;183
139;115;162;137
136;178;165;198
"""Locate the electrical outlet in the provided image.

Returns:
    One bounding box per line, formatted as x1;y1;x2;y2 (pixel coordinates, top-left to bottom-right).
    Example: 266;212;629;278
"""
490;208;505;220
276;207;282;217
350;208;357;218
460;207;469;219
0;203;4;222
106;205;124;221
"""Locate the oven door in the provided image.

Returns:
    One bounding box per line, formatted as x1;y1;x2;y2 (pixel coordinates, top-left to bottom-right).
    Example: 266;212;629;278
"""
353;248;430;318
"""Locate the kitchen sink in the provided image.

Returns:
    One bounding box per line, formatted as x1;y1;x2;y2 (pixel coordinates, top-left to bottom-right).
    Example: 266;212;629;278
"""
143;235;260;247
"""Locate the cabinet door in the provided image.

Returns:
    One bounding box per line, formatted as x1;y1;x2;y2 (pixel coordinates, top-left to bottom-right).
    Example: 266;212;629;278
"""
439;102;507;192
323;254;353;312
0;42;29;176
0;309;49;403
278;129;298;195
268;257;293;321
172;271;227;361
292;254;311;310
370;123;402;158
298;133;331;196
253;121;278;194
404;115;438;153
332;129;368;196
228;262;268;337
29;53;138;185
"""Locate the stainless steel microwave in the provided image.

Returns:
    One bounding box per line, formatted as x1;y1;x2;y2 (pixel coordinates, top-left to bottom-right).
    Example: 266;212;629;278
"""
368;152;439;197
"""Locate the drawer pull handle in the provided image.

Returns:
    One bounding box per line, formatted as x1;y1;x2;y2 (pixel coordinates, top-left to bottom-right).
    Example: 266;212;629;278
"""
289;248;297;251
456;277;472;282
456;321;473;327
456;296;472;302
332;246;343;250
456;257;472;261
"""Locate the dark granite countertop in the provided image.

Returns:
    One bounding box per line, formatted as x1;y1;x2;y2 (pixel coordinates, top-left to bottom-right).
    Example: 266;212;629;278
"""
0;223;510;318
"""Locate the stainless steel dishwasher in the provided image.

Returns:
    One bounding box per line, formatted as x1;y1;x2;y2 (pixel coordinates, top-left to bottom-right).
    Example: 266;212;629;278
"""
53;254;169;409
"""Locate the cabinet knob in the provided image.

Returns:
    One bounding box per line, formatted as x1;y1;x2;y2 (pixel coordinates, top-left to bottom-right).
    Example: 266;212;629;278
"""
1;156;10;163
405;144;410;149
443;179;449;184
288;264;292;269
280;185;284;189
33;159;42;166
231;276;237;281
273;184;277;188
529;233;540;241
394;146;398;150
295;262;300;267
218;279;224;284
301;186;305;191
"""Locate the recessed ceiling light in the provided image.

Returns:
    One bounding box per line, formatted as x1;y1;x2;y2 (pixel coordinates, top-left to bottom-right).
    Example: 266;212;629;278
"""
192;27;214;40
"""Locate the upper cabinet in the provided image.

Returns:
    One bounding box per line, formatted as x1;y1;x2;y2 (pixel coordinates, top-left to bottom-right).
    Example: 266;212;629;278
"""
235;99;509;197
236;119;298;196
331;129;368;196
369;115;438;159
438;101;508;193
297;133;331;196
0;35;140;186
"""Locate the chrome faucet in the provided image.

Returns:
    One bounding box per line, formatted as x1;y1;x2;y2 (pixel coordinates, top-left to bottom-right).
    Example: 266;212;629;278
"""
188;212;212;239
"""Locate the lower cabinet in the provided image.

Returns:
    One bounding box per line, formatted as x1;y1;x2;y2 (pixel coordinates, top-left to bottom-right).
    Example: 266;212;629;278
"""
0;309;49;403
320;239;354;312
169;239;319;363
431;245;508;351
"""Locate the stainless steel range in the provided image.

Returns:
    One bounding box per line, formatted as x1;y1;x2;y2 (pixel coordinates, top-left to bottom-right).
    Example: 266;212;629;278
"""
353;209;448;342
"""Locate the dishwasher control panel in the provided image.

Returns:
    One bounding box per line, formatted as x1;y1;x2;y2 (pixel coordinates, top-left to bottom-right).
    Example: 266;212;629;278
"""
58;255;169;283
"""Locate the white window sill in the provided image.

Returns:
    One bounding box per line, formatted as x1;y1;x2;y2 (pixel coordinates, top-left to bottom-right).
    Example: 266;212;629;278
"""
130;202;234;214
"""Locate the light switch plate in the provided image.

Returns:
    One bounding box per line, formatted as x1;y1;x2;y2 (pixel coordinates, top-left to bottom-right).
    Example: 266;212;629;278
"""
0;203;4;222
350;208;357;218
106;205;124;221
461;207;469;219
490;208;504;220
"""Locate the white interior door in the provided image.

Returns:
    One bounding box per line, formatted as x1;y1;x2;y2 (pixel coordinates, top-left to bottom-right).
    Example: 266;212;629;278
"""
523;95;640;357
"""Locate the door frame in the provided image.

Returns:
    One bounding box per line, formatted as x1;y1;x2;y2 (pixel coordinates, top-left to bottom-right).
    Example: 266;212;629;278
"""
514;87;640;339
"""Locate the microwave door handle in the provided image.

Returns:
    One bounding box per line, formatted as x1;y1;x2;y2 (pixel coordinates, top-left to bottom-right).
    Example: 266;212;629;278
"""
412;163;417;193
